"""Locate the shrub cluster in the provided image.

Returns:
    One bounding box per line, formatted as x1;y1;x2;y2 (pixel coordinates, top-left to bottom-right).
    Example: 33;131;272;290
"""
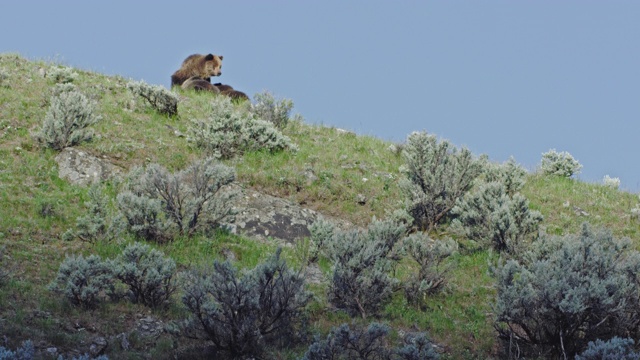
49;243;176;309
117;158;237;242
47;66;78;84
493;223;640;358
481;157;527;196
602;174;621;189
188;96;297;159
126;79;178;117
575;337;640;360
540;149;583;177
312;219;405;320
451;182;542;254
34;89;101;150
398;131;483;231
251;91;294;129
182;248;311;359
302;322;440;360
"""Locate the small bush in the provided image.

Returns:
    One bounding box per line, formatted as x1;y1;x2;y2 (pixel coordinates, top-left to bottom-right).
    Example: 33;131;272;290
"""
251;91;294;129
0;246;10;287
67;185;122;242
114;242;176;308
47;66;78;83
0;340;34;360
540;149;582;177
402;233;455;305
451;182;543;254
603;175;621;189
127;80;178;117
302;323;440;360
493;224;640;358
398;131;483;231
575;337;640;360
0;67;9;88
188;96;297;159
48;254;116;308
182;248;311;358
117;158;237;241
34;89;101;151
319;220;405;319
482;157;527;196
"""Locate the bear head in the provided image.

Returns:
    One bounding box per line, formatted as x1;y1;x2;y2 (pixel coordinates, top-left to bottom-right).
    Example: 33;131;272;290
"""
203;54;223;78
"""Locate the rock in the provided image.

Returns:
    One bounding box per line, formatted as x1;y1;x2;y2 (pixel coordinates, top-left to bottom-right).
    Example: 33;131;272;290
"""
89;337;107;357
117;333;130;351
54;147;122;186
356;194;367;205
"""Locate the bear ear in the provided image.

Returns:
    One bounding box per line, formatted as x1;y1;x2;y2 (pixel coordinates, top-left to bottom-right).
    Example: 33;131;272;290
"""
204;54;214;61
218;55;223;60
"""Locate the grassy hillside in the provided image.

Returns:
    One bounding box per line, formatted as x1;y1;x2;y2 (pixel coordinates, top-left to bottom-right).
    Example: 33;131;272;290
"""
1;53;639;359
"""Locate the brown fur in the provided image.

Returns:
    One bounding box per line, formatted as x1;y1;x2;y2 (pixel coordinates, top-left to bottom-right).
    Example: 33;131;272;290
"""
182;77;220;93
221;89;250;102
171;53;223;87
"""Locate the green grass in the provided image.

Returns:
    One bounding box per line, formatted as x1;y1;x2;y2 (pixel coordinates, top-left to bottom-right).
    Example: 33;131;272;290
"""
1;52;640;358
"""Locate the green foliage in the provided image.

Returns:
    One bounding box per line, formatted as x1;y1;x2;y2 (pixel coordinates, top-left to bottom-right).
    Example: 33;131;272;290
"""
0;67;9;88
302;323;440;360
575;337;640;360
117;158;237;241
34;89;101;150
114;242;177;308
47;66;78;84
126;79;178;117
48;254;116;308
401;233;455;305
188;96;298;159
398;131;483;231
182;248;311;358
540;149;583;177
451;182;543;254
251;91;294;129
318;219;405;319
493;224;640;358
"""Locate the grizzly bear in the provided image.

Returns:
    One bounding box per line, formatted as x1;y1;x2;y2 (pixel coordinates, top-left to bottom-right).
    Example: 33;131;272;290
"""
181;77;220;93
213;83;250;101
171;54;223;87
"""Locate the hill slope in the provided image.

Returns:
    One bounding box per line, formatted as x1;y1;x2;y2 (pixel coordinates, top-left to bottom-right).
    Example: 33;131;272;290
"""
1;53;640;359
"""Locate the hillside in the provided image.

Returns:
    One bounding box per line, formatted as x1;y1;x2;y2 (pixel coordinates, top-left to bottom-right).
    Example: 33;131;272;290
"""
1;53;640;359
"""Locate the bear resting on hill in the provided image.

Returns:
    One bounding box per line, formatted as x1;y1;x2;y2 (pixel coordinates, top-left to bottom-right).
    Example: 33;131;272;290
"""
171;53;223;87
181;77;249;101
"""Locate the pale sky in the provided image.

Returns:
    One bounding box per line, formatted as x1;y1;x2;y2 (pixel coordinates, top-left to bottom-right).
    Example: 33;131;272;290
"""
2;1;639;190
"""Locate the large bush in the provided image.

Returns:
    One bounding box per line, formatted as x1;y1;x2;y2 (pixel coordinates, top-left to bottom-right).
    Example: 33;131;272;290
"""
451;182;542;254
540;149;583;177
34;89;101;150
181;248;311;358
117;158;237;241
114;242;176;308
48;254;116;308
493;224;640;358
188;96;297;159
316;219;405;319
398;131;483;231
575;337;640;360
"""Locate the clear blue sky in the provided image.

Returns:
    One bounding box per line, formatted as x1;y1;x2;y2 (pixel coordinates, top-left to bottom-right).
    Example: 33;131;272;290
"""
2;2;640;190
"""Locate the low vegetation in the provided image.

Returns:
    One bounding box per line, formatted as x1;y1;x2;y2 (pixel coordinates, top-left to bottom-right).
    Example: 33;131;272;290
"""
2;52;640;359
